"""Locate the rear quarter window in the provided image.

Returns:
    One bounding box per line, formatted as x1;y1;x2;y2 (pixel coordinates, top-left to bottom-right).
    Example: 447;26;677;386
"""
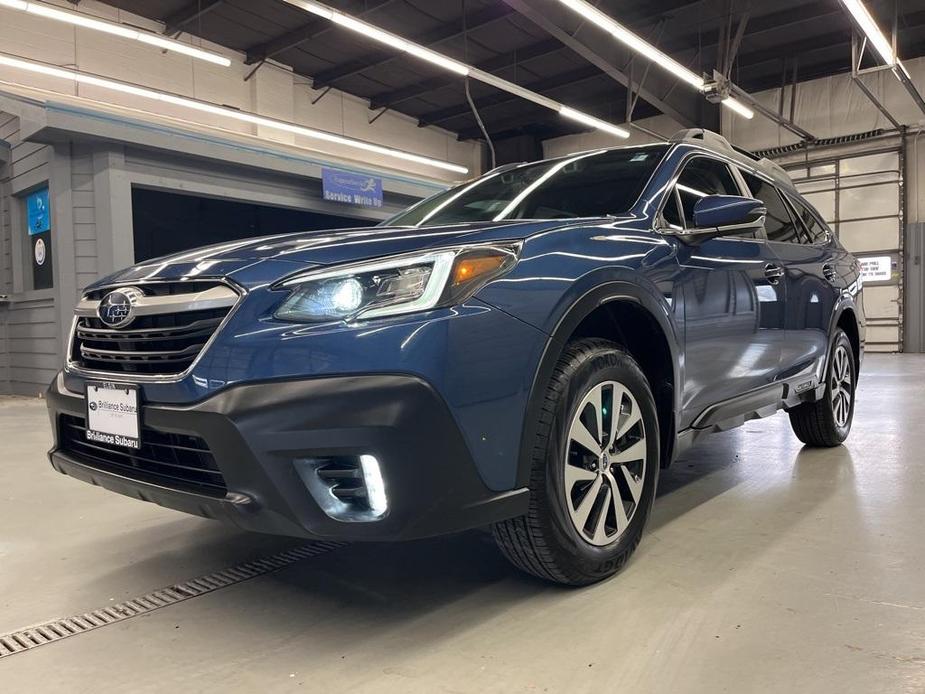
741;171;809;244
786;194;831;244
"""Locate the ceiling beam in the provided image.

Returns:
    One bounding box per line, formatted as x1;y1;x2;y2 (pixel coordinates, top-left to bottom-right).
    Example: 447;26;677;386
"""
456;91;662;141
417;65;602;127
731;9;925;74
312;4;517;88
659;2;843;58
501;0;703;128
244;0;396;65
368;38;562;110
164;0;224;36
367;0;706;111
735;32;850;73
739;58;850;95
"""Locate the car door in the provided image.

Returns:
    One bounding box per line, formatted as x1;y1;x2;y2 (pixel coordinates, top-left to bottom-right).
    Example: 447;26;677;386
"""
740;172;838;378
662;156;786;429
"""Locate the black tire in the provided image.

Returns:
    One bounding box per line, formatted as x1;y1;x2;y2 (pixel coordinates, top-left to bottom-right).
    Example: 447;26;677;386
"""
492;339;660;586
788;329;856;447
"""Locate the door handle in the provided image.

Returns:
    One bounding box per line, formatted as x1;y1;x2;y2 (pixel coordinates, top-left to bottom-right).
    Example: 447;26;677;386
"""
764;263;784;284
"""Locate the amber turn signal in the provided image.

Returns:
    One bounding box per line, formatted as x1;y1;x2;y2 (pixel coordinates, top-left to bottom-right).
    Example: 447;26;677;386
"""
452;254;508;287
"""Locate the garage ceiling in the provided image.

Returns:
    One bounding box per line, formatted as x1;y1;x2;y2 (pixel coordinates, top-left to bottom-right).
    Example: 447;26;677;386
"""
101;0;925;142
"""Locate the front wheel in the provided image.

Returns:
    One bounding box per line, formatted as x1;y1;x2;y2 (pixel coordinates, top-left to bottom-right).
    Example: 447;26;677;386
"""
788;329;856;447
492;339;660;586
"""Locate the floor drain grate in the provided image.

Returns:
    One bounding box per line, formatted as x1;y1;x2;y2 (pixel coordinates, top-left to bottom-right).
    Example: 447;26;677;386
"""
0;541;345;659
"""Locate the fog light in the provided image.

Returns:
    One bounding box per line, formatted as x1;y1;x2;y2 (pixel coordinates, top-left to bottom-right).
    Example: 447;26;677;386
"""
359;454;387;517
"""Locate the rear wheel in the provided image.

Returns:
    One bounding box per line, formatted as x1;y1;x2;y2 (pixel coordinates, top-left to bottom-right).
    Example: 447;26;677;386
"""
492;339;660;586
788;329;856;447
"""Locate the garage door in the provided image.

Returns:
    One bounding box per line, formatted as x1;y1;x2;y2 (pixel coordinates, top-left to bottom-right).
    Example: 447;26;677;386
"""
767;136;904;352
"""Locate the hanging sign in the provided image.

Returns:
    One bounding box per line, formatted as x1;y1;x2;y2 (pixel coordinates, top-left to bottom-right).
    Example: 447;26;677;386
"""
322;168;383;208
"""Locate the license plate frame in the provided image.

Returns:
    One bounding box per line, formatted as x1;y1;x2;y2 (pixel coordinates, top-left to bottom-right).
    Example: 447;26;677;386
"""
85;381;141;449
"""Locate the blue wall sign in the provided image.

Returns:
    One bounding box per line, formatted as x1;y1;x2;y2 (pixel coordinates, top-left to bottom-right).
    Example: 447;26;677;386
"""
27;187;51;235
322;168;383;208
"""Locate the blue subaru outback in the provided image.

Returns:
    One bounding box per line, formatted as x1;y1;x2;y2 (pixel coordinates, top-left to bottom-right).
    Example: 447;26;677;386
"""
46;129;864;585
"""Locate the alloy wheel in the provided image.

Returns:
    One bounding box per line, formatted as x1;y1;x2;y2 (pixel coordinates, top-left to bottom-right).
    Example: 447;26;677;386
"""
564;381;647;547
830;344;853;428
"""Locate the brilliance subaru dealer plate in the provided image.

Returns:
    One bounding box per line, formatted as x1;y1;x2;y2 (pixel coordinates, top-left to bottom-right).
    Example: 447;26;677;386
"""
85;382;141;449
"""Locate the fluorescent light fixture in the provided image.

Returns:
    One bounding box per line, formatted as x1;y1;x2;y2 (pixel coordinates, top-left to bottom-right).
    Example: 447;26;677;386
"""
558;0;704;89
282;0;630;139
556;0;755;121
720;97;754;119
0;53;469;174
0;0;231;66
559;106;630;138
839;0;895;65
289;0;469;75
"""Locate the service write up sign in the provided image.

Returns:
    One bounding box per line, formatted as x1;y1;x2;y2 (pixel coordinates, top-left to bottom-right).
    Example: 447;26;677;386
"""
85;382;141;449
322;168;383;208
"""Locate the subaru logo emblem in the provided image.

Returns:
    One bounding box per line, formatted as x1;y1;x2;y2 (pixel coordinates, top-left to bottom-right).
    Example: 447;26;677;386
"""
97;287;143;329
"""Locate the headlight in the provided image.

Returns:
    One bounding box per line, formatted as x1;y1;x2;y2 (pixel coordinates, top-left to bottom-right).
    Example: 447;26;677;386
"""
273;243;520;323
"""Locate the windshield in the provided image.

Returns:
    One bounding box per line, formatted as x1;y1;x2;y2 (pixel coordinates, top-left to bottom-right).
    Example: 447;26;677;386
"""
387;145;668;228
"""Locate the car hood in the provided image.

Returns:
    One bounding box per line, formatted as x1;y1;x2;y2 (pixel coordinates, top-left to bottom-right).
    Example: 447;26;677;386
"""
89;218;600;290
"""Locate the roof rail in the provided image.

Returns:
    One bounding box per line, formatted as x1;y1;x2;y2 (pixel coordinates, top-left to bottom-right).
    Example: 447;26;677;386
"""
484;161;524;176
670;128;793;187
755;157;792;186
669;128;737;155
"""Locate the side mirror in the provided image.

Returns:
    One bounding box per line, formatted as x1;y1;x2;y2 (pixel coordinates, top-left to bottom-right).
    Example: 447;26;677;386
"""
693;194;766;229
672;195;766;244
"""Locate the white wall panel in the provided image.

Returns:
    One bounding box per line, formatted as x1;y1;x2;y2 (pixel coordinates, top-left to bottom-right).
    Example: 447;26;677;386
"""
864;285;900;318
839;219;901;253
866;325;900;343
810;164;836;177
800;191;836;222
839;183;899;220
794;179;835;193
841;151;899;175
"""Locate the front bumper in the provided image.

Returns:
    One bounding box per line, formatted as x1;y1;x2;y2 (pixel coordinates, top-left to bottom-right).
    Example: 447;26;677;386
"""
46;373;528;541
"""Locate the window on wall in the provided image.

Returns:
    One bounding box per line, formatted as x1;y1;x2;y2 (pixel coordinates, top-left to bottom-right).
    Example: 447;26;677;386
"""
741;172;808;244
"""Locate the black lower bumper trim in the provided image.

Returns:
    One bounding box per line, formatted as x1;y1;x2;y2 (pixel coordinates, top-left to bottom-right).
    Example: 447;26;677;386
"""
46;373;528;541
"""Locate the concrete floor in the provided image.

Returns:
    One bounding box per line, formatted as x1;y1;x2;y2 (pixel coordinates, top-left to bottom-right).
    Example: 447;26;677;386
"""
1;354;924;693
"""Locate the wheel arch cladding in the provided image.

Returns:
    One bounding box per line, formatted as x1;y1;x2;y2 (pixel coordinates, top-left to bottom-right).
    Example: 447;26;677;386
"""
516;284;680;488
836;308;861;375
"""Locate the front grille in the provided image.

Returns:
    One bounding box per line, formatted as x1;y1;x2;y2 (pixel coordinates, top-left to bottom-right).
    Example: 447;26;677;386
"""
58;414;227;498
69;282;238;376
73;308;228;374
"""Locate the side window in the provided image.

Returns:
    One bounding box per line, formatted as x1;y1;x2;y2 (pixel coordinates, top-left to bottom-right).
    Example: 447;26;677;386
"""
675;157;741;227
742;172;807;244
662;190;684;229
787;195;830;244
